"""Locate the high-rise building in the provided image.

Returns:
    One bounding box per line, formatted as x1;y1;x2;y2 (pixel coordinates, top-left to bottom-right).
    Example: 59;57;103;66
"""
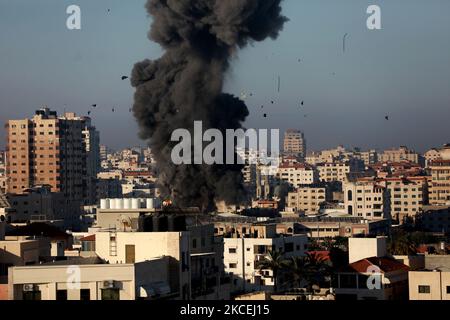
283;129;306;160
5;108;99;205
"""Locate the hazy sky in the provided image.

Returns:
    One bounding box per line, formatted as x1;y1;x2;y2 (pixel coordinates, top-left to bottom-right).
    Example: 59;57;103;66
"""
1;0;450;153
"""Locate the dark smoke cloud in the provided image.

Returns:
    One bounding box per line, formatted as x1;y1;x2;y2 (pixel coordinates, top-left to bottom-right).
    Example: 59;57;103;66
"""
132;0;287;211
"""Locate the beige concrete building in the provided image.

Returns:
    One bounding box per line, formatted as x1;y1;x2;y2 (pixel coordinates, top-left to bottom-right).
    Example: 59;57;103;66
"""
409;270;450;300
276;163;318;188
343;181;390;220
429;159;450;206
222;223;307;293
380;146;421;164
286;186;329;215
317;160;364;183
380;177;428;223
7;257;174;300
5;108;97;204
283;129;306;159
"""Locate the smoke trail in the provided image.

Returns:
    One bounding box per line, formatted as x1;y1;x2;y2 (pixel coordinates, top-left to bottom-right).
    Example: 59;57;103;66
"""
131;0;288;211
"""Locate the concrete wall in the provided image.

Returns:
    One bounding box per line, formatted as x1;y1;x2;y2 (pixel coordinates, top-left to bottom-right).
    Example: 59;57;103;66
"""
349;237;387;263
409;271;450;300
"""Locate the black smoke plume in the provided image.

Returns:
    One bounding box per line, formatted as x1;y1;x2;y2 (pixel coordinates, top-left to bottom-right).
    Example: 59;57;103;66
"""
131;0;287;212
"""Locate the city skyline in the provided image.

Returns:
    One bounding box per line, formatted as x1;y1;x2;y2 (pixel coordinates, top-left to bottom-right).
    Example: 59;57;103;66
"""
1;1;450;152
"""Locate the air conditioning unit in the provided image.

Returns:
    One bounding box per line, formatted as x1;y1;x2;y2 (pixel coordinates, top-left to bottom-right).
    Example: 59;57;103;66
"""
103;280;115;289
23;284;37;292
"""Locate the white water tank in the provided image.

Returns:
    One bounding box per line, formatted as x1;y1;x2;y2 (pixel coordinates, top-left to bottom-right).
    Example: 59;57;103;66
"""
131;199;140;209
124;199;132;209
116;199;124;210
100;199;110;210
146;198;154;209
110;199;117;210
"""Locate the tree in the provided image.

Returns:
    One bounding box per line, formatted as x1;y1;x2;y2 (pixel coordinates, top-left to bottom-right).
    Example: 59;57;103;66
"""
387;231;417;256
257;250;288;293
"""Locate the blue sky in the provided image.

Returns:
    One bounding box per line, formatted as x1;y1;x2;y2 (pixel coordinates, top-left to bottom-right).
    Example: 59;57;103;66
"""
1;0;450;153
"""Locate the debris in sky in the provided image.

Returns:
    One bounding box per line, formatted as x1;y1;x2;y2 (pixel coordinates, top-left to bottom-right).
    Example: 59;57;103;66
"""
263;113;267;118
277;76;281;92
112;108;115;113
87;111;91;115
301;101;304;106
385;115;389;121
261;105;264;109
91;104;97;108
271;101;274;104
343;33;349;53
121;76;129;80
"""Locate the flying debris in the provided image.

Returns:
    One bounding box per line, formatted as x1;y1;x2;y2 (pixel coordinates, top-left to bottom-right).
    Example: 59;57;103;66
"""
261;105;264;109
87;111;91;115
343;33;349;53
385;116;389;121
301;101;304;106
263;113;267;118
91;104;97;108
271;101;274;104
121;76;129;80
277;76;281;92
112;108;115;113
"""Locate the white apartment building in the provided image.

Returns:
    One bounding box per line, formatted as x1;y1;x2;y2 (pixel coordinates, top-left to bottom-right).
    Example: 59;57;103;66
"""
343;181;390;220
223;224;308;293
276;163;318;188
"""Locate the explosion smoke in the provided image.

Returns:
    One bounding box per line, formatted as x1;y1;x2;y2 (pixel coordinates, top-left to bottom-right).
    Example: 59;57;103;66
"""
131;0;287;211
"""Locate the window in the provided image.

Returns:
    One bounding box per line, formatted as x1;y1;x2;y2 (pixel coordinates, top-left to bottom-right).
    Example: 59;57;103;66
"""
101;288;120;300
56;290;68;301
192;239;197;249
229;248;237;254
418;285;430;294
229;263;237;269
23;290;41;301
80;289;90;301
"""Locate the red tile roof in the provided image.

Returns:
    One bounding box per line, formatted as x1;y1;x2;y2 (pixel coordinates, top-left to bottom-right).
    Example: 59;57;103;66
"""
80;234;96;242
340;257;409;273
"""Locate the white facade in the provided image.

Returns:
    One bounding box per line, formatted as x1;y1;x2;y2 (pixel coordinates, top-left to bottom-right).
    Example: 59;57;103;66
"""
223;234;308;292
343;181;390;220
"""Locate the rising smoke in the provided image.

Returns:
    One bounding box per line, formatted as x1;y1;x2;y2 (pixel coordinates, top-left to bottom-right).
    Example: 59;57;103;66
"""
131;0;287;212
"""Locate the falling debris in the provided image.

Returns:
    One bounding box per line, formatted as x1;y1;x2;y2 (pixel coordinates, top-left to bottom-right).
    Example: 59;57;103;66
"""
277;76;281;92
343;33;349;53
263;113;267;118
385;116;389;121
301;101;304;106
91;104;97;108
261;105;264;109
112;108;115;113
87;111;91;115
121;76;129;80
271;101;274;104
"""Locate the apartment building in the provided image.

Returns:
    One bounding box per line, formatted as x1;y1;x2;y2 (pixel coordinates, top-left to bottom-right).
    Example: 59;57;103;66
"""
6;185;80;226
276;163;318;188
317;160;364;183
222;223;307;293
7;257;175;300
5;108;99;204
343;181;390;220
380;177;428;223
334;237;409;300
286;185;330;215
429;159;450;206
380;146;422;165
81;117;100;205
283;129;306;160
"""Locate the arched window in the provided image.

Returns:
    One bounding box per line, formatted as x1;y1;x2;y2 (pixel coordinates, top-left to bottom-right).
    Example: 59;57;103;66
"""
348;205;353;215
347;190;353;201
